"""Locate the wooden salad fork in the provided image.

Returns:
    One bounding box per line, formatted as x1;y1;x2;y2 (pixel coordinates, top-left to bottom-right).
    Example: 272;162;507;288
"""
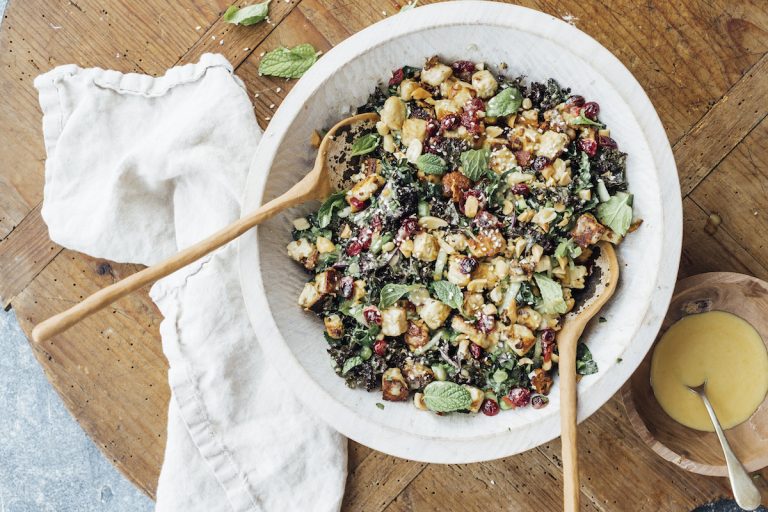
557;241;619;512
32;112;380;343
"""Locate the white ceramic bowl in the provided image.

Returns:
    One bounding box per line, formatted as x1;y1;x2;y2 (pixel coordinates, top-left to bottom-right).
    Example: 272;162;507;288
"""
238;1;681;463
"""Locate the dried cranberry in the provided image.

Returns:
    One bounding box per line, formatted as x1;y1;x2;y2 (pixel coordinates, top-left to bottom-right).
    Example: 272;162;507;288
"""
464;97;485;113
388;68;405;87
346;241;363;256
583;101;600;120
459;256;477;274
507;388;531;408
348;197;368;211
371;216;383;232
363;305;382;326
440;113;461;132
532;156;551;171
481;399;500;416
373;338;388;356
451;60;476;81
469;343;483;359
397;216;418;242
358;228;374;249
423;136;442;154
472;211;501;229
531;395;549;409
515;150;532;168
460;110;483;135
541;329;556;362
541;329;556;344
565;95;585;108
426;118;440;137
339;276;355;298
577;138;598;157
511;183;530;196
598;135;618;149
476;313;496;334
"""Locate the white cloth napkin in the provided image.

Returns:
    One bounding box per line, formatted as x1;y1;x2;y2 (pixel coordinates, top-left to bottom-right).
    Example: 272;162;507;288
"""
34;53;346;512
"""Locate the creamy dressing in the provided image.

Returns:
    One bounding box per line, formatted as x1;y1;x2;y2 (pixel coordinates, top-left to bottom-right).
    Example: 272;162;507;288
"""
650;311;768;432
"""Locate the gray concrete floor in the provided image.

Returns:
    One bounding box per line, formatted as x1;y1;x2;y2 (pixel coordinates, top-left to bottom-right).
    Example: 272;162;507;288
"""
0;308;153;512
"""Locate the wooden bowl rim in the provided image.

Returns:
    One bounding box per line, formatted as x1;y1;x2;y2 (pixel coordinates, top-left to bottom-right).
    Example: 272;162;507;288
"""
622;271;768;476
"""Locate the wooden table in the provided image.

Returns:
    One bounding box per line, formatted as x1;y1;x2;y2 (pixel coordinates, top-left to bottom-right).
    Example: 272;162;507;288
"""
1;0;767;509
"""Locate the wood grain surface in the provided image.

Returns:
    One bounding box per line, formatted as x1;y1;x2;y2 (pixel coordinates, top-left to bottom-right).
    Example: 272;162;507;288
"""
1;0;768;509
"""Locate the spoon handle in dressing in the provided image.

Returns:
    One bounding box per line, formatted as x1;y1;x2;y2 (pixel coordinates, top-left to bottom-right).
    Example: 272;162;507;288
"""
699;393;762;510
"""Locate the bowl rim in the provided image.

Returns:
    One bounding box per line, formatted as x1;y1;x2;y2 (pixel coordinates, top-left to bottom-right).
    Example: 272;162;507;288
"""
622;271;768;476
238;0;682;463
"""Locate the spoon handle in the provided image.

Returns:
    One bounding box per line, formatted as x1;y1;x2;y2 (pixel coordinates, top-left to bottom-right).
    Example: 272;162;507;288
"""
699;393;762;510
559;326;583;512
31;179;316;344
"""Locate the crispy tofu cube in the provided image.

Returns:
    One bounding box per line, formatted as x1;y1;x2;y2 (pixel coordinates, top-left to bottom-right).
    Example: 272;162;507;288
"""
508;323;536;356
467;229;506;258
381;96;407;131
399;79;419;100
418;298;451;330
287;238;319;270
490;147;517;174
404;320;430;351
517;307;542;331
465;385;485;413
298;282;322;310
316;236;336;254
381;307;408;337
537;130;570;160
451;315;487;347
447;256;471;287
401;118;429;146
402;359;434;390
347;174;384;205
382;368;409;401
471;70;498;99
315;269;340;295
571;213;607;248
413;392;429;410
412;232;439;262
434;99;460;119
324;314;344;339
421;63;453;86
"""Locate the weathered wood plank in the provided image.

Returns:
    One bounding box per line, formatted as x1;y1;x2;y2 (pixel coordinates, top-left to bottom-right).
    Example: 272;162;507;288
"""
12;250;168;497
342;450;427;512
689;115;768;272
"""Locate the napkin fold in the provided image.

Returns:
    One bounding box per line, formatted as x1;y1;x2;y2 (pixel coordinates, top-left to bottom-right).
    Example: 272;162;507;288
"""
34;53;346;512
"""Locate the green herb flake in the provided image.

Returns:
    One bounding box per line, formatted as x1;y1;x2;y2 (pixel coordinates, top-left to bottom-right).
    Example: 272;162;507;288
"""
459;149;490;181
316;191;347;228
350;133;380;157
570;109;605;127
596;191;633;236
223;1;270;26
533;273;567;315
376;402;385;410
554;239;582;260
616;357;623;363
576;343;599;375
342;356;363;375
399;0;418;12
599;316;607;323
379;283;420;309
416;154;447;175
259;43;318;79
422;381;472;412
430;281;463;310
485;87;522;118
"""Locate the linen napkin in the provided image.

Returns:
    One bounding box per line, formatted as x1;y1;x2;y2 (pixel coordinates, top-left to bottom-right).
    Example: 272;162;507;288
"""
33;53;346;512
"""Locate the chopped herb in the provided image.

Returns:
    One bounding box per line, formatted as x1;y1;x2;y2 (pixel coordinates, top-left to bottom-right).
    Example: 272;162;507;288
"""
223;1;270;26
259;43;318;78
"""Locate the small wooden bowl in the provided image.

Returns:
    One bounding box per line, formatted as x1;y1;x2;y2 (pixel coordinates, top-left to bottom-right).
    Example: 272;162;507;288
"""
622;272;768;476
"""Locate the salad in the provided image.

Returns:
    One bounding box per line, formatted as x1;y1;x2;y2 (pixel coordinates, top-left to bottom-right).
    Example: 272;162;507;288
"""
287;56;636;416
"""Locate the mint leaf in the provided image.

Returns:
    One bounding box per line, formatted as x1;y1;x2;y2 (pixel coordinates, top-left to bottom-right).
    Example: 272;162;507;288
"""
533;273;567;315
554;239;582;259
316;191;346;228
416;154;447;175
423;381;472;412
571;109;604;127
259;43;318;79
485;87;522;118
223;1;270;26
596;192;633;236
430;281;463;310
342;356;363;375
460;149;490;181
576;343;599;375
350;133;380;156
379;284;420;309
339;301;366;325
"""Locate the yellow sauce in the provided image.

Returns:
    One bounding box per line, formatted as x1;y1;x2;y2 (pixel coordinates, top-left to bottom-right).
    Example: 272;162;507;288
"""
650;311;768;432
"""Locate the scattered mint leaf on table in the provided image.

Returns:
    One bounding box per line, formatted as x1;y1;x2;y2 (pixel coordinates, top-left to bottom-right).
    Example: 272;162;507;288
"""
400;1;418;12
423;381;472;412
259;43;319;79
223;1;270;26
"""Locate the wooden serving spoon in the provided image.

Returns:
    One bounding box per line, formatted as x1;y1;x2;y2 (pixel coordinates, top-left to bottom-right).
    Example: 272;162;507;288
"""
557;241;619;512
31;112;380;343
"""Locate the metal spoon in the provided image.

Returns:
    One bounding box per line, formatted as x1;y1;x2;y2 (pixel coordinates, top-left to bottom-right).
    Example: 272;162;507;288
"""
557;241;619;512
687;382;762;510
31;112;380;343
